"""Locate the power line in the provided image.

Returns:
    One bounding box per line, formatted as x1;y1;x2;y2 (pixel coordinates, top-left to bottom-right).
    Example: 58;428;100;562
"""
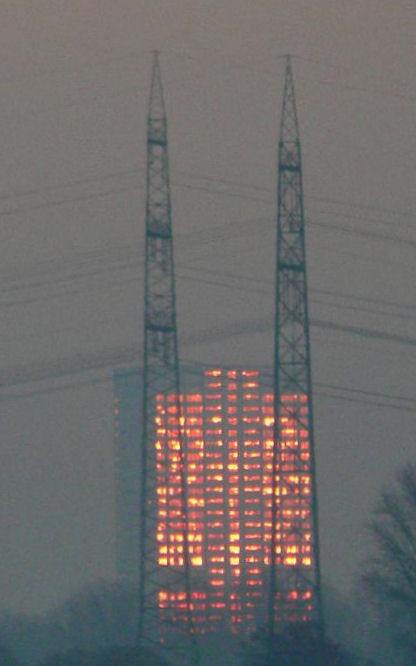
175;169;416;224
313;391;415;413
178;264;415;311
2;366;413;414
0;167;141;205
0;183;139;220
2;258;141;296
310;297;415;323
0;166;414;246
316;382;416;405
2;214;414;296
1;315;415;391
0;375;110;401
2;250;414;330
312;286;415;313
0;161;413;227
309;218;416;248
311;319;416;346
173;182;416;245
312;207;414;232
306;194;414;222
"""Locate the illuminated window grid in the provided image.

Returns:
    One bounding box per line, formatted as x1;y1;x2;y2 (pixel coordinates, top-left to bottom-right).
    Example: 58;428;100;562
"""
203;369;269;633
236;371;264;631
155;370;315;630
203;371;228;620
262;391;314;624
262;392;312;571
155;392;205;569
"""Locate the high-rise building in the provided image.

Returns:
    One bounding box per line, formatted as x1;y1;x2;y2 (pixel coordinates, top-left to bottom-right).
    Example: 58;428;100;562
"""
114;365;314;634
113;368;142;579
113;364;197;579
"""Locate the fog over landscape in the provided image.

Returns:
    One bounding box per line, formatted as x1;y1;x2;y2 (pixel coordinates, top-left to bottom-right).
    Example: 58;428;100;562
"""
0;0;415;630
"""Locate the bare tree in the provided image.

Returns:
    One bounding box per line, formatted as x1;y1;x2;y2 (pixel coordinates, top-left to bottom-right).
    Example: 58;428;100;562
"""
363;465;416;611
363;463;416;663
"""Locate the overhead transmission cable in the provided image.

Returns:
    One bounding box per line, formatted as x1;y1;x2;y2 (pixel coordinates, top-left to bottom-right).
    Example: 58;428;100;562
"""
2;251;414;329
0;166;414;243
1;361;414;414
0;162;413;227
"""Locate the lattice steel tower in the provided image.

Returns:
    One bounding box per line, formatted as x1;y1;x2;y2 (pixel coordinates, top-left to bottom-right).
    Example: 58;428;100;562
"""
268;56;325;642
137;53;198;665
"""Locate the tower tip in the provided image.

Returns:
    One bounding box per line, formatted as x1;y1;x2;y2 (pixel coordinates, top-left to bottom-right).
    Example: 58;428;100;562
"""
148;50;166;122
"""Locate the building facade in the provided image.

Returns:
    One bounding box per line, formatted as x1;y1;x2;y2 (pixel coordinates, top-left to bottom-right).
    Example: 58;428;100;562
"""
114;366;314;634
113;368;143;579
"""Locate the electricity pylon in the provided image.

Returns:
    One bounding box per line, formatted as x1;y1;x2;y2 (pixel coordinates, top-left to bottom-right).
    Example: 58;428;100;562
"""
137;52;198;666
268;55;325;648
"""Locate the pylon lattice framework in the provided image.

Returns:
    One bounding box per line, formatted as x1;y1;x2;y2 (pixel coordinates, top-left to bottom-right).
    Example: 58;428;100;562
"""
269;55;325;636
137;53;198;666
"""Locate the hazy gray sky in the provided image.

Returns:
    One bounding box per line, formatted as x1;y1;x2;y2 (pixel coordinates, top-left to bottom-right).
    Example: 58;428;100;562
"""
0;0;415;614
